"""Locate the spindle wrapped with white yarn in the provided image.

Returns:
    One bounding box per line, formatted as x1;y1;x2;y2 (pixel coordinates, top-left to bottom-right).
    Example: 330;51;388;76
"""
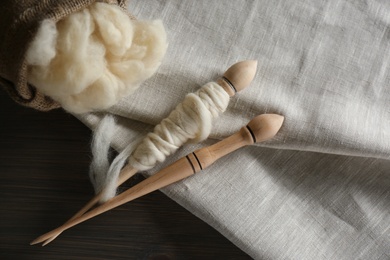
129;81;229;171
34;60;258;246
92;60;258;202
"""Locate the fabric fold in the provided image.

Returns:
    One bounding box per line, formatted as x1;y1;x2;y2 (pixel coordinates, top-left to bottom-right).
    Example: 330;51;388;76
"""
76;0;390;259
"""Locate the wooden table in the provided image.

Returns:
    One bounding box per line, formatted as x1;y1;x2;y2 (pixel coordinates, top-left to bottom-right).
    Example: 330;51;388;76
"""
0;90;251;259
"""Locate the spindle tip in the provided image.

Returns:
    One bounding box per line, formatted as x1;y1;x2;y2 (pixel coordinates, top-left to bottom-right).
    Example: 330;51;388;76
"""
247;114;284;143
30;231;56;246
217;60;258;96
30;237;42;245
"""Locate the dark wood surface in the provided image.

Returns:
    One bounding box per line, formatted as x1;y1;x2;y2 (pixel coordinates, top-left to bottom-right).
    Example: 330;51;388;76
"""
0;90;252;260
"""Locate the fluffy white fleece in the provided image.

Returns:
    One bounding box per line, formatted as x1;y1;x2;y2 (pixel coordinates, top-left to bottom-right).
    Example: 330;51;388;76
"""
26;3;167;113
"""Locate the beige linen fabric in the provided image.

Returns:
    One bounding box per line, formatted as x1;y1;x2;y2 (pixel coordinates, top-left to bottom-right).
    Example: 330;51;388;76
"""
77;0;390;259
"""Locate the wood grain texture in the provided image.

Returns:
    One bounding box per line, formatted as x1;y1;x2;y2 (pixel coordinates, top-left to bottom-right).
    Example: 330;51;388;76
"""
0;90;251;260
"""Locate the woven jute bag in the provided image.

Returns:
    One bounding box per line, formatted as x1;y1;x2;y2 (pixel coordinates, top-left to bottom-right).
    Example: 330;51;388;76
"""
0;0;134;111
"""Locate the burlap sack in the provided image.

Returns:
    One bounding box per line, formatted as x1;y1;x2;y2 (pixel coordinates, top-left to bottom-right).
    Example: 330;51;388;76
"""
0;0;131;111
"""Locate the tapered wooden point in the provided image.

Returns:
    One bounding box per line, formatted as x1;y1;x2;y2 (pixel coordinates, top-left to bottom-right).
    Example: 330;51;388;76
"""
30;166;139;246
217;60;258;96
30;236;44;245
247;114;284;143
30;227;62;246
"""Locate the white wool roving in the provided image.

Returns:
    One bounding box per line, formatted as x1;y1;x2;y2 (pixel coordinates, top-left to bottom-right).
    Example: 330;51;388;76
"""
94;81;230;202
26;2;167;114
98;141;137;202
89;115;143;200
89;114;116;194
25;19;58;67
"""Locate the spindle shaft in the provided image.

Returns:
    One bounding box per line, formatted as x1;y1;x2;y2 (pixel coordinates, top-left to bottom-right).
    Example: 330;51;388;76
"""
31;113;283;246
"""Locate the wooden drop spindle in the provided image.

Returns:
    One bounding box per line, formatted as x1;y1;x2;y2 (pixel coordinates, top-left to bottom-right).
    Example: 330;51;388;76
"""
31;113;283;246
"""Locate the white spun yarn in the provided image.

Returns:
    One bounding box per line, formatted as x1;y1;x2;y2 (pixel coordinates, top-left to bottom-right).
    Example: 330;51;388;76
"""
129;81;230;171
26;2;167;114
89;114;116;194
99;140;138;202
91;81;230;202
